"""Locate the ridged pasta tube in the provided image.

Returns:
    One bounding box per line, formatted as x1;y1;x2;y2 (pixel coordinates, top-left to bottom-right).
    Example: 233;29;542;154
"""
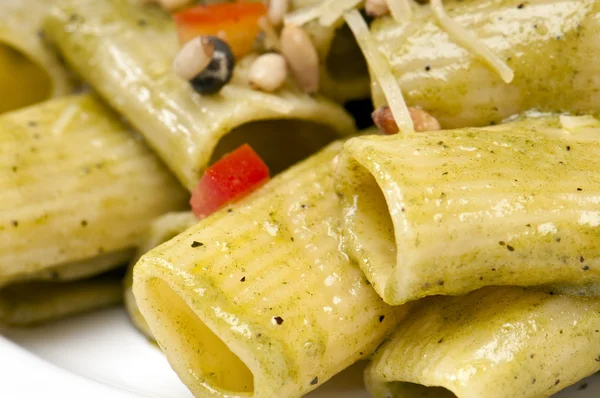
370;0;600;128
365;287;600;398
0;94;188;287
45;0;357;190
124;212;197;339
336;115;600;305
0;271;123;326
0;0;71;113
133;142;409;398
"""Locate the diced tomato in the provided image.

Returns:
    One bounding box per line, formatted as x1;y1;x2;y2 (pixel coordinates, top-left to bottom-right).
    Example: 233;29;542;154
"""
190;144;270;219
174;2;267;60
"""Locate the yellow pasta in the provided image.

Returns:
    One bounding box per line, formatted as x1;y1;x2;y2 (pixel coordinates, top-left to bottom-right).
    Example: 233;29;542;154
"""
0;0;71;113
369;0;600;128
336;115;600;304
0;94;188;287
45;0;357;190
0;271;123;326
366;287;600;398
134;142;408;398
124;212;197;338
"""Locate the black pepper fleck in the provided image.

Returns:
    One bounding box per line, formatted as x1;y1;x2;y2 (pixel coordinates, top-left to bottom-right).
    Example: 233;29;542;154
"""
28;121;38;127
499;241;506;246
555;379;560;386
138;18;147;26
438;281;444;286
517;3;525;9
11;220;18;227
491;268;496;271
532;378;536;384
566;145;571;151
506;245;515;252
274;316;284;325
11;166;17;172
191;241;204;248
425;65;431;71
310;377;318;385
240;276;246;282
580;256;585;263
526;224;531;227
549;291;554;295
577;188;583;191
379;315;385;323
556;237;561;242
438;338;443;343
596;356;600;362
578;383;588;390
530;354;535;358
80;220;88;227
301;204;308;209
583;266;590;271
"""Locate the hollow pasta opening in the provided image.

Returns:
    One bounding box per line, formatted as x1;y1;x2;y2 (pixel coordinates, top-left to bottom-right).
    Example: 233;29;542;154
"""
211;119;337;175
386;381;456;397
0;43;52;113
146;278;255;395
339;156;398;293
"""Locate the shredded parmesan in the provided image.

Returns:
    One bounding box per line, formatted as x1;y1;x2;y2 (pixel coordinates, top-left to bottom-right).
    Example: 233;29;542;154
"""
387;0;412;22
430;0;514;84
284;0;362;27
319;0;363;27
283;3;322;26
344;9;414;133
51;103;80;136
560;115;599;132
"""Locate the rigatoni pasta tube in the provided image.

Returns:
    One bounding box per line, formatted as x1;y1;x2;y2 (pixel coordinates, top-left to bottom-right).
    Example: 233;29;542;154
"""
336;115;600;305
45;0;357;190
369;0;600;128
0;271;123;326
0;0;71;113
124;212;197;338
365;287;600;398
0;94;188;287
133;142;409;398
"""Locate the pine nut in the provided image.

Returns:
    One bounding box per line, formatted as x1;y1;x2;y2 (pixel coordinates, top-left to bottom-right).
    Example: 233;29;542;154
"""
280;24;320;94
365;0;390;17
373;106;441;134
249;53;288;92
267;0;289;27
173;37;214;81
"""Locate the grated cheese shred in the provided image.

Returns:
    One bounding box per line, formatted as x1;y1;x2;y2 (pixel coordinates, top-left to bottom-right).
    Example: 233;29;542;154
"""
387;0;413;22
344;9;414;134
430;0;514;83
319;0;363;26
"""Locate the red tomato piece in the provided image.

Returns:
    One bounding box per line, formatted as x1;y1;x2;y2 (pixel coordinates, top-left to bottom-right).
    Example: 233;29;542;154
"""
174;2;267;60
190;144;270;219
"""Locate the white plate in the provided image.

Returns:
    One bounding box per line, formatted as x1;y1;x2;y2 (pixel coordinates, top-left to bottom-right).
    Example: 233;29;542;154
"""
1;307;599;398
